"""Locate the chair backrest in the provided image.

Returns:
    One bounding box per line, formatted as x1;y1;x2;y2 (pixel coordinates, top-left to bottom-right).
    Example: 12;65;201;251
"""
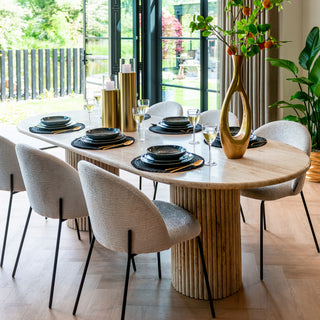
254;120;311;193
78;160;171;254
15;143;88;219
147;101;183;117
199;110;239;127
0;135;25;192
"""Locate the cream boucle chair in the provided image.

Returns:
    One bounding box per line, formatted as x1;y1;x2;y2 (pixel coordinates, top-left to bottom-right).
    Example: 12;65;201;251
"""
240;120;319;280
0;136;26;268
14;143;90;309
199;109;239;127
142;101;183;200
73;160;215;319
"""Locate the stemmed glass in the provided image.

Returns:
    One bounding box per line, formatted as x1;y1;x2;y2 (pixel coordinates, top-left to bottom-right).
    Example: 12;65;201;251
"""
187;108;200;145
132;107;146;141
202;124;218;166
84;98;95;127
94;90;102;108
137;99;150;115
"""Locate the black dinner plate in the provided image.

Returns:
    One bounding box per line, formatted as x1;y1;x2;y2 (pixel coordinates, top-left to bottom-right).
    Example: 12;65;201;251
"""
86;128;121;140
143;152;193;164
216;126;256;141
81;134;126;145
157;122;193;131
41;116;71;127
162;116;190;127
36;120;76;130
141;152;194;167
147;145;186;160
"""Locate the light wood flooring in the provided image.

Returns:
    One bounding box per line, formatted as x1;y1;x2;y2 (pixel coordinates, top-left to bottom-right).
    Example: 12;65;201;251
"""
0;147;320;320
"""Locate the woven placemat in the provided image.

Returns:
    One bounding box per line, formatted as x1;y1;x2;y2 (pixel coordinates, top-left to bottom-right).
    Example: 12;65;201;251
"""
29;122;85;134
211;136;267;148
131;153;204;173
71;136;135;150
149;124;202;135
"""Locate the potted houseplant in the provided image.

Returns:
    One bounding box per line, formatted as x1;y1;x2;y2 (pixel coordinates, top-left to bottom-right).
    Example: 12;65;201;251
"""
189;0;289;159
267;26;320;182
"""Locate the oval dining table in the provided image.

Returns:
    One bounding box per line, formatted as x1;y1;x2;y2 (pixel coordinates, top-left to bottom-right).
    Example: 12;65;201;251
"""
17;110;310;301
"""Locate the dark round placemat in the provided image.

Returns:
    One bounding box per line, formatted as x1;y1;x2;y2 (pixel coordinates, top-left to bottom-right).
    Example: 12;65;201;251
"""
211;136;267;148
149;123;201;135
71;135;135;150
29;122;85;134
131;153;204;173
144;114;151;120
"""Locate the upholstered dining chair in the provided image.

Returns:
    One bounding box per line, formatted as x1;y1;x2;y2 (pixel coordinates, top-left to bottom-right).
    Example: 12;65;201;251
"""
73;160;215;319
14;143;90;309
240;120;320;280
199;109;239;127
142;101;183;200
0;135;26;268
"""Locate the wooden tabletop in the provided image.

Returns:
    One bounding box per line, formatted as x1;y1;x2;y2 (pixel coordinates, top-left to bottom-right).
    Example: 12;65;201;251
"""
16;110;310;190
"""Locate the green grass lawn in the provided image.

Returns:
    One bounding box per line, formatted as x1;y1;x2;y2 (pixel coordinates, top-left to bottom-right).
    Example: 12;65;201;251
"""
0;94;84;126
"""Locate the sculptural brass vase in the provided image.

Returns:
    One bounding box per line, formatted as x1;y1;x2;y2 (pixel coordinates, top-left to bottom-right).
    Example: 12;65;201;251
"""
219;55;252;159
101;89;120;128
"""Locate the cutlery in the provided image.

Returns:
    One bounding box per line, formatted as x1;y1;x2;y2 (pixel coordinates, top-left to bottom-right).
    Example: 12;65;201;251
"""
165;159;203;173
99;140;133;150
53;126;81;134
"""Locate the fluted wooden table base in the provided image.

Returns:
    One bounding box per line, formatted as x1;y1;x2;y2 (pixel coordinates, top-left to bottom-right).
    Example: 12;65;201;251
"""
65;150;119;231
170;186;242;300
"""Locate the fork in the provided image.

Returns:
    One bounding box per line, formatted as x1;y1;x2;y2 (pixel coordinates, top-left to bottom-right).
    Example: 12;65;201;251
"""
52;126;81;134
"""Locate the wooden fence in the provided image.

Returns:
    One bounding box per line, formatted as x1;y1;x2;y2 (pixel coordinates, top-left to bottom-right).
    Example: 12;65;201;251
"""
0;48;85;101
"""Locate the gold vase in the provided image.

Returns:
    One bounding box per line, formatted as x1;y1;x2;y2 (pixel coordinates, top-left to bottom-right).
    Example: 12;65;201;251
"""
219;55;252;159
119;72;137;132
306;151;320;182
101;89;120;128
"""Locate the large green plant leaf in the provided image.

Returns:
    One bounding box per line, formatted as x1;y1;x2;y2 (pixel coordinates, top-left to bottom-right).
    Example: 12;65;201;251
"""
309;54;320;97
266;58;299;76
268;100;306;112
286;77;314;86
290;91;312;101
283;115;299;122
299;27;320;70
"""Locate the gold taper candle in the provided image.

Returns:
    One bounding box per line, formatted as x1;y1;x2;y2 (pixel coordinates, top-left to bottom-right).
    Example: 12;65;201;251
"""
101;89;120;128
119;72;137;132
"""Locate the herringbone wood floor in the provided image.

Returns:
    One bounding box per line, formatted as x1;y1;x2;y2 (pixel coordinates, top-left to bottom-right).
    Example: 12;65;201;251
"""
0;147;320;320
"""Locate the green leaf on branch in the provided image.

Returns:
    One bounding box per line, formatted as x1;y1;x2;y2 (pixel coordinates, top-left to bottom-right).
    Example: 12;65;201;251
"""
197;16;205;22
252;45;260;54
290;91;312;102
299;26;320;70
202;30;211;37
205;16;213;23
248;24;257;34
286;77;314;85
241;45;247;54
283;115;300;122
247;38;255;44
268;100;306;112
266;58;299;76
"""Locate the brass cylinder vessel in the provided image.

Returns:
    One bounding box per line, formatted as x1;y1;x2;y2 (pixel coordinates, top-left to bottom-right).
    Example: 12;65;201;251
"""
119;72;137;132
101;89;120;128
219;55;252;159
306;151;320;182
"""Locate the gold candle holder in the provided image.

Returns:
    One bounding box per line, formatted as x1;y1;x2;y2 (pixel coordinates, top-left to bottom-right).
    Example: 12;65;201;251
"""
119;72;137;132
101;89;120;128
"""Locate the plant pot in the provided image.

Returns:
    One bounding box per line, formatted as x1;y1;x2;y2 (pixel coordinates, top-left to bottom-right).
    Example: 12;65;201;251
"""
219;55;252;159
306;151;320;182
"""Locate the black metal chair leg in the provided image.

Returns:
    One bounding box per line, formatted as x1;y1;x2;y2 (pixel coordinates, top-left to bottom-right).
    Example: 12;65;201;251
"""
121;230;132;320
73;235;96;315
12;207;32;278
157;252;161;279
49;198;64;309
1;190;15;268
197;236;215;318
139;176;142;190
153;181;158;201
131;255;136;272
260;201;264;280
88;216;92;243
74;218;81;241
240;205;246;223
300;191;320;252
261;201;267;230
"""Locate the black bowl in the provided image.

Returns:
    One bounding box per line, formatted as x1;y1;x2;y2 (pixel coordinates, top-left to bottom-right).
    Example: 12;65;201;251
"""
162;116;190;127
41;116;71;127
86;128;121;140
147;145;187;160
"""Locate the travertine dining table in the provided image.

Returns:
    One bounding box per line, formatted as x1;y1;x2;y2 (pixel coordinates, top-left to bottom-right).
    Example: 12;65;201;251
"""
17;110;310;300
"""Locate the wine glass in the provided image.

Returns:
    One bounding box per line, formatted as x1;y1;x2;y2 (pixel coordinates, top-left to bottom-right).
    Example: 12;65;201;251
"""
84;98;95;127
187;108;200;144
93;90;102;108
202;124;218;166
137;99;150;116
132;107;146;141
